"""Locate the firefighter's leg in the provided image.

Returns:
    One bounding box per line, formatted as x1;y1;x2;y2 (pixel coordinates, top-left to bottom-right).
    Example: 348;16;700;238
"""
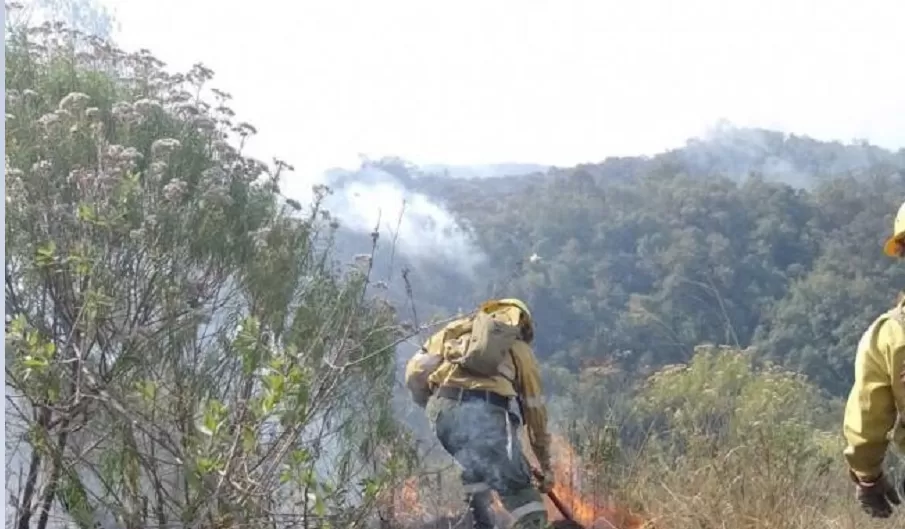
461;479;496;529
498;486;548;529
456;426;500;529
428;396;499;529
483;413;549;529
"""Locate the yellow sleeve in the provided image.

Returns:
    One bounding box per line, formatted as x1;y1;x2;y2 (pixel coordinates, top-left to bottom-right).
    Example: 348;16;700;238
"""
404;332;445;408
843;316;905;480
511;342;551;469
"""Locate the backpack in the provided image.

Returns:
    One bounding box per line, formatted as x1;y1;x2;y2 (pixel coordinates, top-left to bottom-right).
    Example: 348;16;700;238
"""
443;301;523;377
404;301;525;406
404;317;471;407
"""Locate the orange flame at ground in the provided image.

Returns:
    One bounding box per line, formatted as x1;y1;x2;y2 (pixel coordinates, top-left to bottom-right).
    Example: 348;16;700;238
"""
385;433;651;529
380;476;458;526
536;435;649;529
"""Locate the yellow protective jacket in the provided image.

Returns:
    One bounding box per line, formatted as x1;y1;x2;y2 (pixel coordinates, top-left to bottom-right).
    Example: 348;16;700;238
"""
843;297;905;480
405;310;552;467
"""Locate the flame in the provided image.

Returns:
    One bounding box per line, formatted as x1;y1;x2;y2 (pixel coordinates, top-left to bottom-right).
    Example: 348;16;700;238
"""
541;434;648;529
387;432;652;529
381;476;461;526
398;478;429;520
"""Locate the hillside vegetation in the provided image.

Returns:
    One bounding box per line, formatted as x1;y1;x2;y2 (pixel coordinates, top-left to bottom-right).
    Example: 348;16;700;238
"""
346;141;905;398
322;137;905;528
7;7;905;529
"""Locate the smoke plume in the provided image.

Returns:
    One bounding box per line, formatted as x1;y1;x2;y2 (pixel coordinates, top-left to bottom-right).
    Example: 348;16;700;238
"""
322;165;488;275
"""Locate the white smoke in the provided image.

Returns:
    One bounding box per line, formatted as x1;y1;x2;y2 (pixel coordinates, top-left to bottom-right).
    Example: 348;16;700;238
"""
677;120;904;188
322;166;488;275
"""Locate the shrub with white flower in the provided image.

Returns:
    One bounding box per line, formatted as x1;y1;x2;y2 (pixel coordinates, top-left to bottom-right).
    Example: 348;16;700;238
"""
5;8;414;529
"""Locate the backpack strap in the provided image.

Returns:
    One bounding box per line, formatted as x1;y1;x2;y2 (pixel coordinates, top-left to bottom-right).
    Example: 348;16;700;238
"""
498;349;517;383
508;348;519;385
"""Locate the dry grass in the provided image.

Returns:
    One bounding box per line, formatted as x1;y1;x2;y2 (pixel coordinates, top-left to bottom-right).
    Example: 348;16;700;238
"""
628;470;861;528
611;447;904;529
389;430;905;529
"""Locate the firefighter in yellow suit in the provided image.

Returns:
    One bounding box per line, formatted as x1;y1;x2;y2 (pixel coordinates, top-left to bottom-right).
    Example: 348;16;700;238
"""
405;298;554;529
843;199;905;518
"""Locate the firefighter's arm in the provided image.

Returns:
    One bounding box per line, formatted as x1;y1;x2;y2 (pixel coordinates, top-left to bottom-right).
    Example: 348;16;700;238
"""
404;334;444;408
843;319;905;481
512;342;552;470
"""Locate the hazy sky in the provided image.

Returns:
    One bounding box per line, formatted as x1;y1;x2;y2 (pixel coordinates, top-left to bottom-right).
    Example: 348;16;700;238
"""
99;0;904;179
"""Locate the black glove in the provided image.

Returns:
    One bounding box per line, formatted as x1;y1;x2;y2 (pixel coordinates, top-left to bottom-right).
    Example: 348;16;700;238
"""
538;462;555;493
852;471;901;518
530;464;555;494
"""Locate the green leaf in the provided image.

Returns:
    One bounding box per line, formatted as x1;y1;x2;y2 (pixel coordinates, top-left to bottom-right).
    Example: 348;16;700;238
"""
196;457;221;475
21;356;48;369
360;477;380;500
35;240;56;268
201;399;227;437
134;380;157;402
241;426;257;452
289;448;310;467
259;393;276;415
312;492;326;517
235;316;263;375
77;202;96;222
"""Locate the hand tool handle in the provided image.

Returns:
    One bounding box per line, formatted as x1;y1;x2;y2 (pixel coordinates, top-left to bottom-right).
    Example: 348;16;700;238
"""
531;467;577;522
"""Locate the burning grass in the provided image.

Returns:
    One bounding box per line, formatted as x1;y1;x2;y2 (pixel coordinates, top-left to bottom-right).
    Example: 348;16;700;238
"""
382;433;650;529
522;435;649;529
376;426;905;529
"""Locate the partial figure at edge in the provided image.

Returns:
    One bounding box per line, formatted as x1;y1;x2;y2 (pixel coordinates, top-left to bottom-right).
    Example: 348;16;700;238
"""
844;199;905;519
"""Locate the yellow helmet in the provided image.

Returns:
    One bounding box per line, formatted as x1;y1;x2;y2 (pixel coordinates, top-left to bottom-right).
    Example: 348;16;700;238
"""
498;297;532;320
884;200;905;258
480;298;535;342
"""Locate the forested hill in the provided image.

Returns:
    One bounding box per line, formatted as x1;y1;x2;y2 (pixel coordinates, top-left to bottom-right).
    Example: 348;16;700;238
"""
327;127;905;397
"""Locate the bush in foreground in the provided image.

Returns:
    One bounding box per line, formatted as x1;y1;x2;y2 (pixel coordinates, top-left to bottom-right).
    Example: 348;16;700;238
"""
5;11;413;529
545;345;902;529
